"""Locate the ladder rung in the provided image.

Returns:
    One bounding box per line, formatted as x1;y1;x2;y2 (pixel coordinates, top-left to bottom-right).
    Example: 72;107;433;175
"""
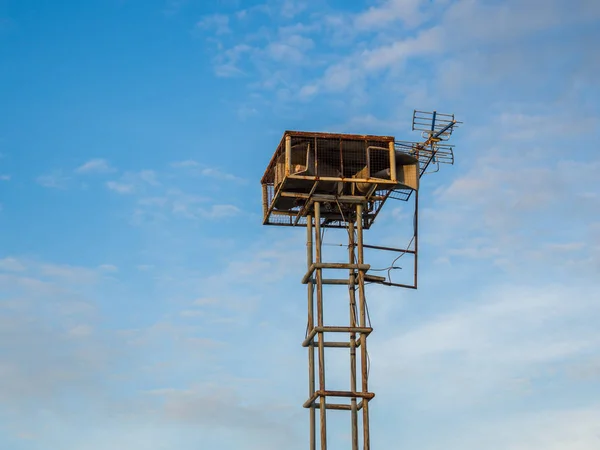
302;263;370;284
302;326;373;347
304;400;366;411
307;276;385;285
304;341;362;348
303;390;375;408
322;278;355;285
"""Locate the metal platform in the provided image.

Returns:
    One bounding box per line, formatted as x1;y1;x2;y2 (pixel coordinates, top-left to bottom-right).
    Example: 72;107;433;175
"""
261;131;419;229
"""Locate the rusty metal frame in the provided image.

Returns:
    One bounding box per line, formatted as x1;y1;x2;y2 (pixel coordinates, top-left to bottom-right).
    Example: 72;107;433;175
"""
362;187;419;290
304;201;377;450
261;130;400;228
260;111;460;450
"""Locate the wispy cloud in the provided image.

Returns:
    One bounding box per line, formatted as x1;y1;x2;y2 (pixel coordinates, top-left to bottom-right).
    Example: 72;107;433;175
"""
106;180;135;194
198;168;243;182
354;0;428;30
237;104;258;120
200;204;240;219
36;171;70;189
163;0;187;16
75;158;116;174
0;174;10;181
129;187;241;224
280;0;307;19
170;160;199;169
98;264;118;273
106;170;160;194
39;262;101;284
68;324;94;337
196;13;231;35
0;257;26;272
171;161;245;182
213;44;253;78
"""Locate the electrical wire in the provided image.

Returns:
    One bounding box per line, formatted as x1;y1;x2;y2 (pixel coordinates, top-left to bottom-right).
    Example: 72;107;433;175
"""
386;235;414;282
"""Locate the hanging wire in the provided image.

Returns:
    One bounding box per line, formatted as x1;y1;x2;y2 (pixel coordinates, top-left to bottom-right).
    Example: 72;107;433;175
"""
386;235;414;282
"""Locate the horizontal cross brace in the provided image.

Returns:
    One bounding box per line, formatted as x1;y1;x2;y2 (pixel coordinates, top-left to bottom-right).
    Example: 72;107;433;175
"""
305;401;365;411
302;326;372;347
303;390;375;408
302;263;370;284
305;274;387;285
280;192;387;202
303;340;362;348
285;175;397;187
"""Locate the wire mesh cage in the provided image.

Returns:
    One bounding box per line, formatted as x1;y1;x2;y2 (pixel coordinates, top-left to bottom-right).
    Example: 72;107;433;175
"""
261;131;420;228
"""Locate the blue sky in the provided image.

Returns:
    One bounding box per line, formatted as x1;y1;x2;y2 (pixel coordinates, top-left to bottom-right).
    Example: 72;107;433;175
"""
1;0;599;448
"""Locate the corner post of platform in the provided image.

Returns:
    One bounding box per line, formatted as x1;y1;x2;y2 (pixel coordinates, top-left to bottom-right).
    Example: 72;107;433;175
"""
306;213;316;450
356;202;371;450
314;202;327;450
348;220;359;450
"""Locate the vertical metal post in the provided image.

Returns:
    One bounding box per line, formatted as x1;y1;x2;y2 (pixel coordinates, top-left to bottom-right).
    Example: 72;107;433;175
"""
314;202;327;450
356;203;370;450
348;221;359;450
307;213;316;450
414;177;419;289
285;134;292;176
388;140;397;183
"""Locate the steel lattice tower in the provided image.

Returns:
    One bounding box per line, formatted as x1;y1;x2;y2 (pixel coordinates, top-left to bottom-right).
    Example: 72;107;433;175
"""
261;111;460;450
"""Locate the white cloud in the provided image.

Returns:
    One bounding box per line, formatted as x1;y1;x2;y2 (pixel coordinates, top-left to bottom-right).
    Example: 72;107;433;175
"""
106;170;159;194
355;0;428;30
75;158;115;174
0;174;10;181
298;84;318;98
360;26;442;71
106;180;134;194
39;263;99;284
137;169;159;186
163;0;187;15
180;309;205;317
280;0;307;19
168;191;208;218
221;0;600;107
171;161;244;182
266;34;314;64
171;160;200;168
237;104;258;119
138;196;168;207
0;259;110;418
199;167;243;182
200;204;241;219
68;324;93;337
36;171;69;189
213;44;253;78
197;14;231;35
442;406;600;450
194;297;218;306
0;257;26;272
98;264;118;273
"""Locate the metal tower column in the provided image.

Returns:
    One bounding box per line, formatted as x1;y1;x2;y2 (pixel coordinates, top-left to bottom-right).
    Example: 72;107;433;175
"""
303;200;375;450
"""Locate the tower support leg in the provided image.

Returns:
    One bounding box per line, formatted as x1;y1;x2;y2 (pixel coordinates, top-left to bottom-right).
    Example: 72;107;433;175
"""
307;214;316;450
356;203;370;450
304;201;373;450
